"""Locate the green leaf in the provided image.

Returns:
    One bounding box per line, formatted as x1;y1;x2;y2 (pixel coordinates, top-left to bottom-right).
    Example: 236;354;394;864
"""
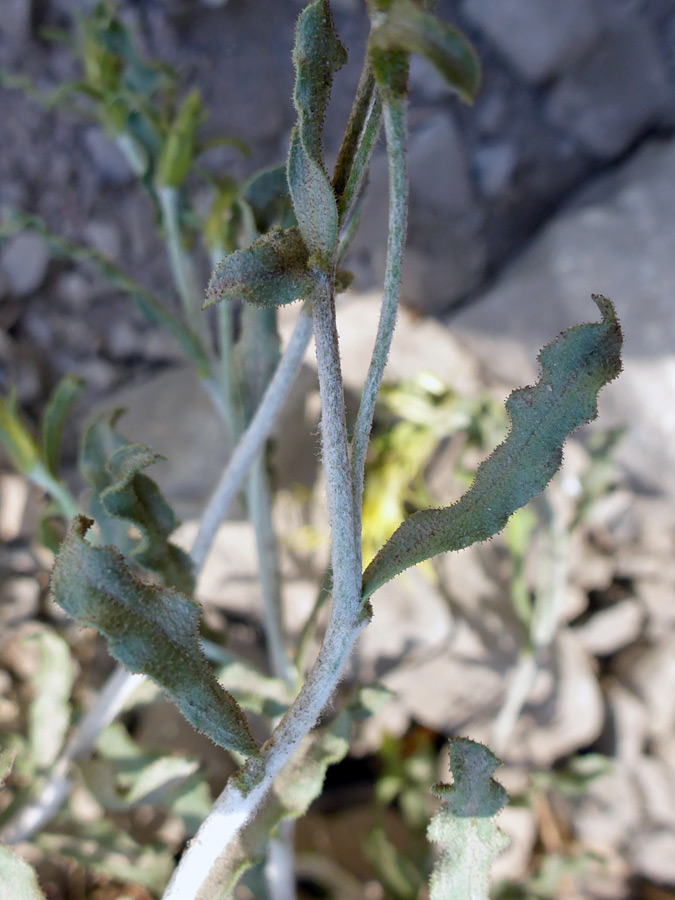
24;630;75;771
41;375;86;477
288;0;346;263
205;227;314;309
0;389;40;475
235;306;281;420
362;295;623;600
241;164;296;233
0;847;46;900
368;0;480;102
156;89;204;188
79;411;194;592
80;410;131;551
102;442;195;593
51;516;260;759
428;739;509;900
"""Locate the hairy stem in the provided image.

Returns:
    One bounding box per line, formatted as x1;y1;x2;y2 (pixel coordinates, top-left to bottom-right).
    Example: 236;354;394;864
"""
312;280;362;621
350;97;408;535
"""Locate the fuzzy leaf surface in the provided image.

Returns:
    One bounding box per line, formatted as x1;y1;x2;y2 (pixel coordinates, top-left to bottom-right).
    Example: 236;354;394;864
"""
205;227;313;309
0;847;46;900
428;739;508;900
288;0;346;262
368;0;480;101
80;411;194;592
362;295;623;600
102;442;194;593
51;516;260;758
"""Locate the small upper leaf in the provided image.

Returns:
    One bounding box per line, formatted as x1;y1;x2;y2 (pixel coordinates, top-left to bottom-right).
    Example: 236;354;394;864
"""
362;295;623;600
368;0;480;102
102;442;195;594
41;374;86;477
51;516;260;758
288;0;346;263
205;227;314;309
428;738;509;900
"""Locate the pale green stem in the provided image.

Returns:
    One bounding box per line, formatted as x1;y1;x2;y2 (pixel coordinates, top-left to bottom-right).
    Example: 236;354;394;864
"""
312;279;362;621
157;184;210;347
350;97;408;538
191;305;313;570
246;455;294;685
29;462;80;522
491;499;569;756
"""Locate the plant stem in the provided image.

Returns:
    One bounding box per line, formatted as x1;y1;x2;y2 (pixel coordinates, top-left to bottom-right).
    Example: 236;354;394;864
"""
350;97;408;535
191;304;313;570
246;454;294;685
30;463;80;522
312;279;362;621
333;67;381;225
157;184;210;348
161;602;366;900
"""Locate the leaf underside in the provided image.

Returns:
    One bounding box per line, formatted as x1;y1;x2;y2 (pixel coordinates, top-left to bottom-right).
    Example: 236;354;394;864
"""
51;516;259;758
205;227;313;309
362;295;623;600
428;738;509;900
0;847;47;900
80;410;194;593
369;0;480;102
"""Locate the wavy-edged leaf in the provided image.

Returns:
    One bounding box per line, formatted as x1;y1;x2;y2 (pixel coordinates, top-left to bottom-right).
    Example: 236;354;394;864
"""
102;442;194;593
0;847;46;900
363;295;623;600
428;739;508;900
79;411;194;591
205;226;314;309
288;0;346;262
80;410;131;550
51;516;260;758
41;374;86;476
368;0;480;102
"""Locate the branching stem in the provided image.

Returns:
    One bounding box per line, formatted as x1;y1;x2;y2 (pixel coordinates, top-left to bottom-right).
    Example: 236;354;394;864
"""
350;97;408;532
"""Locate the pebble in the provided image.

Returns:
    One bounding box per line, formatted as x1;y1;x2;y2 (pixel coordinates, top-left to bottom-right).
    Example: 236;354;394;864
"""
462;0;603;83
547;18;673;159
83;127;134;186
0;232;49;296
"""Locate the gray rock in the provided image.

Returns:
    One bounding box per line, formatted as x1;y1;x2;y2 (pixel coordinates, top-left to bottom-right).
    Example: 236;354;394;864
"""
83;220;122;262
633;830;675;886
55;272;94;311
474;141;518;197
1;232;49;296
614;638;675;743
3;0;32;42
83;127;134;186
447;137;675;499
91;366;234;520
462;0;602;83
547;18;673;159
355;114;485;312
574;599;644;657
